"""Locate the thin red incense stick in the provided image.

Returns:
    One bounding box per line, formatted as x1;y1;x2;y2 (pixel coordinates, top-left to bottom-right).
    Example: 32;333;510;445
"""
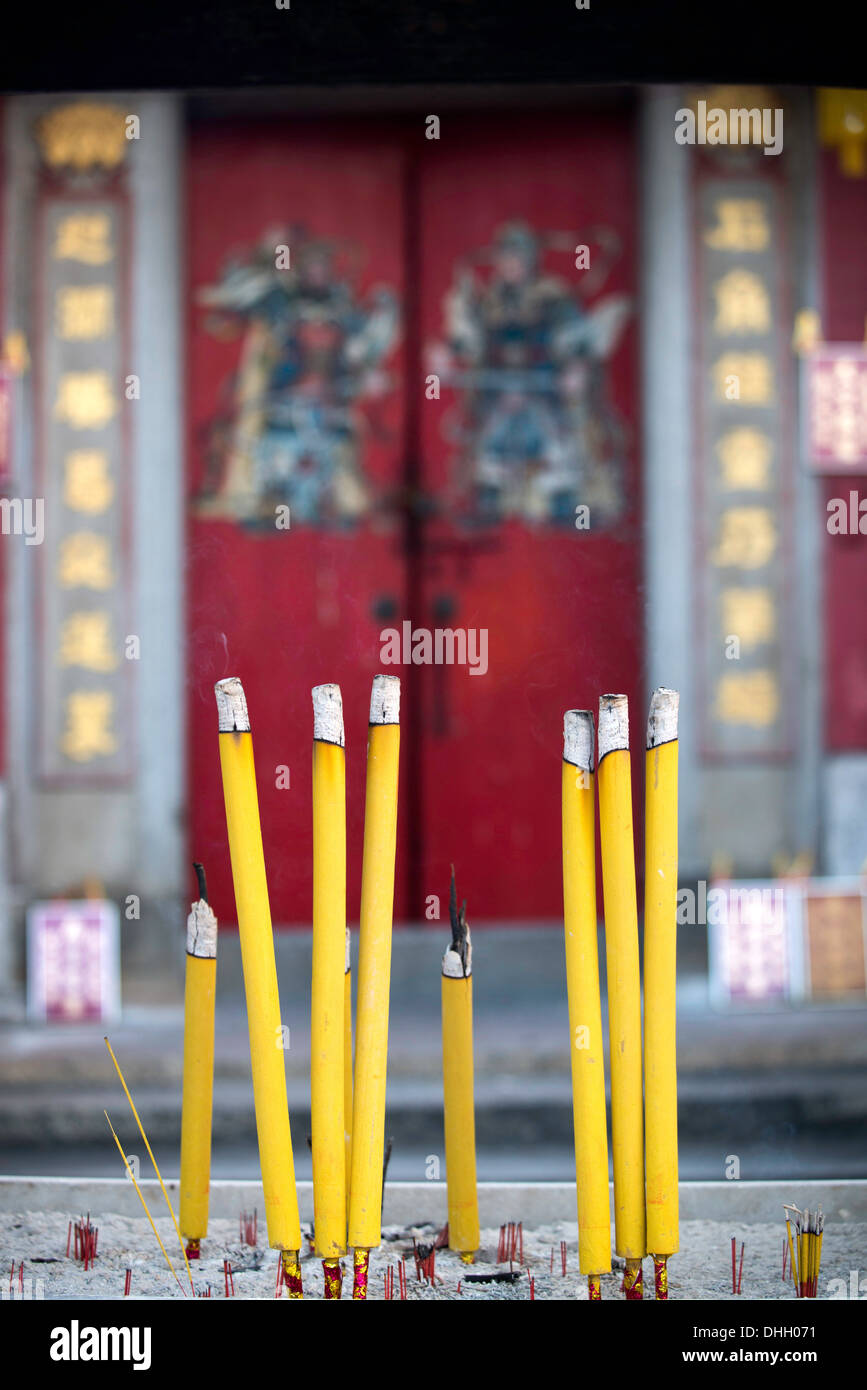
737;1242;745;1295
731;1236;737;1294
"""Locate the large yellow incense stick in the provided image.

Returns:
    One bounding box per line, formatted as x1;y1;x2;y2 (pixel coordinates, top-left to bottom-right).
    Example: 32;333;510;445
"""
311;683;347;1296
597;693;645;1297
644;688;679;1302
562;710;611;1301
344;927;353;1220
215;677;302;1297
180;864;218;1259
349;674;401;1299
441;867;479;1263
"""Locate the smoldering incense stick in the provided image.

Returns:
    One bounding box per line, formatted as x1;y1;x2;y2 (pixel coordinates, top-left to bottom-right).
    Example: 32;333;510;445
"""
311;683;347;1298
644;689;680;1302
561;709;610;1302
349;675;401;1300
597;694;645;1299
180;862;218;1260
215;676;302;1296
441;866;480;1264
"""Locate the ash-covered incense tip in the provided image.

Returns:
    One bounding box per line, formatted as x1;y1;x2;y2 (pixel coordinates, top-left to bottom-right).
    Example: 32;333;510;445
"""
312;683;344;746
215;677;250;732
345;925;351;974
186;899;218;958
370;673;400;725
647;687;679;749
598;693;629;759
563;710;595;771
442;940;472;979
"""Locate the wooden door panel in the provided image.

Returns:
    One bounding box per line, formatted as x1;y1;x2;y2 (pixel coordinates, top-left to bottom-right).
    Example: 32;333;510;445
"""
416;115;642;919
186;125;409;923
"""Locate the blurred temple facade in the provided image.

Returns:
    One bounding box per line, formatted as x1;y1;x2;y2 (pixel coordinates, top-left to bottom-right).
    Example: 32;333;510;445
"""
0;85;866;1001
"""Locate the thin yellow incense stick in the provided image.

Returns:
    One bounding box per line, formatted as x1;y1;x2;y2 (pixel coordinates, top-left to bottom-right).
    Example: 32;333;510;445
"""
104;1110;185;1295
104;1034;193;1289
785;1218;798;1292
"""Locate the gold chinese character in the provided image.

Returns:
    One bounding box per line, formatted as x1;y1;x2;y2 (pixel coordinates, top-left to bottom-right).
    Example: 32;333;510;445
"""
64;451;114;513
53;212;114;266
60;690;118;762
54;371;117;430
715;670;780;727
58;533;114;590
717;428;773;490
56;286;114;341
713;353;774;404
713;269;771;335
704;198;770;251
712;507;777;568
720;587;777;649
58;611;118;671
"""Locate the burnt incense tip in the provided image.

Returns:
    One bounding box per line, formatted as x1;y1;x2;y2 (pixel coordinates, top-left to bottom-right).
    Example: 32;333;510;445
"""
647;687;679;749
370;673;400;725
563;710;595;772
215;677;250;732
598;693;629;759
193;862;208;903
443;865;472;978
345;925;351;975
186;899;218;959
312;683;344;746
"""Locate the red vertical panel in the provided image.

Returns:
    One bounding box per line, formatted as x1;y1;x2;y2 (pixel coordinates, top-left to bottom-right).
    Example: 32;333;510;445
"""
416;114;642;919
820;149;867;752
186;124;408;924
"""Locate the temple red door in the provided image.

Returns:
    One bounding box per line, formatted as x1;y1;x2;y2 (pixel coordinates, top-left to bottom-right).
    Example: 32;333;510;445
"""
186;123;410;923
414;114;641;920
186;110;641;926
